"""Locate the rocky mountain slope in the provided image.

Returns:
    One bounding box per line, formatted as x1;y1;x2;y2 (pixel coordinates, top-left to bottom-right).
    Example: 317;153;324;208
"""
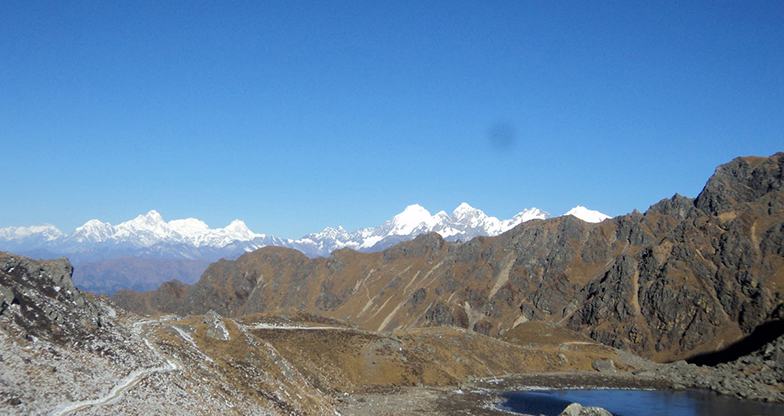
1;252;639;415
114;153;784;363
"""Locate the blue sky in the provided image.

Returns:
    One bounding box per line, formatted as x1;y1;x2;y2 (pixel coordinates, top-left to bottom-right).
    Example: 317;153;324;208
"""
1;1;782;238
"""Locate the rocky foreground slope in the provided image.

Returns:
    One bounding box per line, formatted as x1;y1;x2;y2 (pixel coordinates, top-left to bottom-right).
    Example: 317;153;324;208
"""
2;252;648;415
115;153;784;363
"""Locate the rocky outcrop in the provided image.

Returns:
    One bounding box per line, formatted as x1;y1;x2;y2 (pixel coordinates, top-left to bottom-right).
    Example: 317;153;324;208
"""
565;153;784;360
695;154;784;215
0;252;102;344
203;309;229;340
113;154;784;363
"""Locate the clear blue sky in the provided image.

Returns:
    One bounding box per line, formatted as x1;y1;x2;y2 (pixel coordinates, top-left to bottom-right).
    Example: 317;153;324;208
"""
1;1;782;238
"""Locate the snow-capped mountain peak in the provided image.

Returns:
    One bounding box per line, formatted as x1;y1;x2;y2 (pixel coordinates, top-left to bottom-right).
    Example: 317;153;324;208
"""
388;204;438;235
110;210;173;246
507;208;549;224
221;220;256;240
70;219;116;243
452;202;480;216
80;219;108;228
394;204;432;221
118;210;168;234
133;210;165;227
452;202;476;215
564;206;611;223
450;202;487;226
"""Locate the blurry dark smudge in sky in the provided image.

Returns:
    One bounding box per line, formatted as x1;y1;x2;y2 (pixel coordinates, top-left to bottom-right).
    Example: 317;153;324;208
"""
487;122;517;152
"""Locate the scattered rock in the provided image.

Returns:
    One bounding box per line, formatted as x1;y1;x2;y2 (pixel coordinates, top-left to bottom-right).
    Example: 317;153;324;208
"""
774;337;784;369
592;358;616;373
645;333;784;402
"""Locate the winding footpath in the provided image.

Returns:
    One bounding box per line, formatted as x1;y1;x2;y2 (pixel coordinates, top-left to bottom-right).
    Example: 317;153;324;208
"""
242;323;351;331
49;317;182;416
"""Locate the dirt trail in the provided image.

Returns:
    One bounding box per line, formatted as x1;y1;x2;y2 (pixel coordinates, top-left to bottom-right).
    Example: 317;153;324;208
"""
242;323;351;331
50;318;182;416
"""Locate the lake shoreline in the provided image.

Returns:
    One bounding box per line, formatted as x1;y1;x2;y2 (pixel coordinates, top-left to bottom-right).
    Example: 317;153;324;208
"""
338;370;782;415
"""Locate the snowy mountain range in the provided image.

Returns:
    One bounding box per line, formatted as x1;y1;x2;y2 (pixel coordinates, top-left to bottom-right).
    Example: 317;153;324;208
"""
0;203;609;264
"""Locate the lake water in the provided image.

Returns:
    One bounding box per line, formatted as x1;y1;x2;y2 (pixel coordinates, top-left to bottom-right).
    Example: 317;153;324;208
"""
500;389;784;416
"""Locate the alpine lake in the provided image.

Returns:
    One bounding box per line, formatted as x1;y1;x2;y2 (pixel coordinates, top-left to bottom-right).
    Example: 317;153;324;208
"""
499;388;784;416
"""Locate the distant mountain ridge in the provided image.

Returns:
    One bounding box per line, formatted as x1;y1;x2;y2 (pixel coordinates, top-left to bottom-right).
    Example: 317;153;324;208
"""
0;203;608;264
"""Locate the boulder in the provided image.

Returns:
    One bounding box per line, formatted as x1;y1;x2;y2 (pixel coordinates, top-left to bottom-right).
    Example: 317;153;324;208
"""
558;402;612;416
203;309;230;340
592;358;616;373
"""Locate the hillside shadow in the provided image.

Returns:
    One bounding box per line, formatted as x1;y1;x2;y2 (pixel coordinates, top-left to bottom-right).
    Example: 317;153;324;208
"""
684;320;784;366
